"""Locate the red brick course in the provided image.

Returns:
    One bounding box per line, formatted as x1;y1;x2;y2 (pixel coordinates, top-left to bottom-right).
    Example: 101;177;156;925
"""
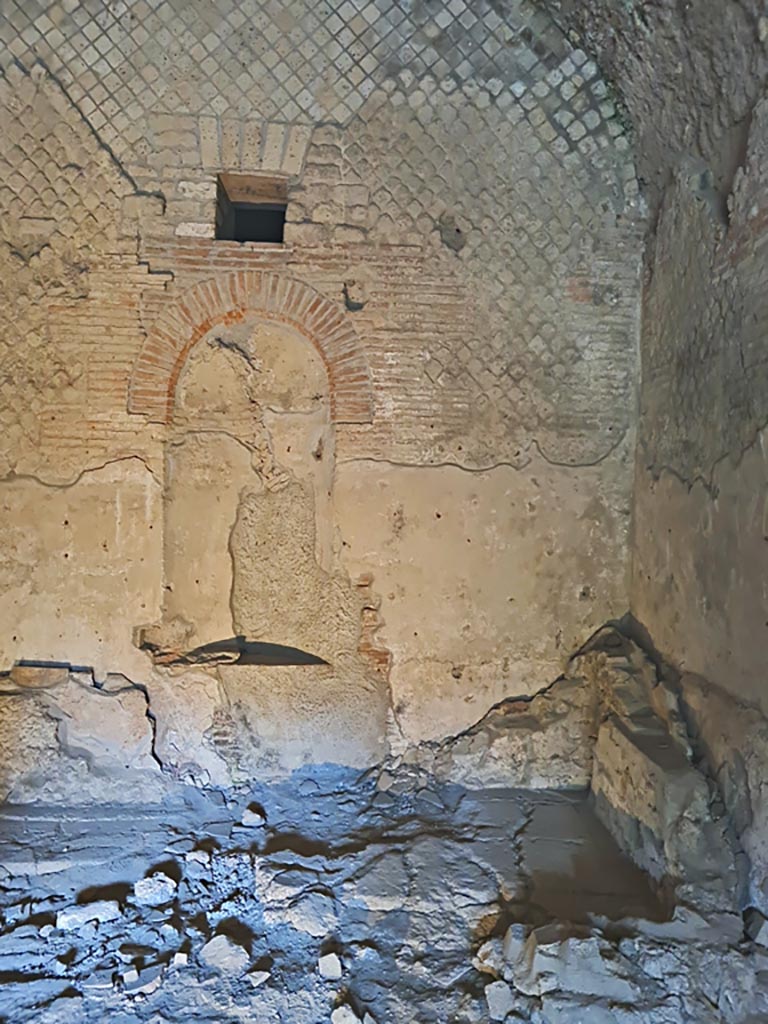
128;271;374;424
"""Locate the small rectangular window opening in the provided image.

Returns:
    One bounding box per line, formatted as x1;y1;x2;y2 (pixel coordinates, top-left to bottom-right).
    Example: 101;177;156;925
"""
215;174;287;244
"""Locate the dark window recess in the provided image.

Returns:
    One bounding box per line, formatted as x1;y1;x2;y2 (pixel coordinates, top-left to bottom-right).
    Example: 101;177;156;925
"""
215;174;287;243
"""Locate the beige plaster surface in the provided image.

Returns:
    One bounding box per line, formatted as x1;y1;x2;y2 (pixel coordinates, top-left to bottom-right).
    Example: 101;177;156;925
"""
631;430;768;715
0;460;162;682
335;447;632;744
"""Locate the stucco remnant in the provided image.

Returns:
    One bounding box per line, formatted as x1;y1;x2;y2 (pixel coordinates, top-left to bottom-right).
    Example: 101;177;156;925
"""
0;1;766;1018
1;0;643;759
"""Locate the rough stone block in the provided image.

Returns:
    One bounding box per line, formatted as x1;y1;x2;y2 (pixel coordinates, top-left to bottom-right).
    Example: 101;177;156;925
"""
283;124;312;175
485;980;516;1020
174;221;215;238
133;872;177;907
56;901;121;930
198;115;220;167
199;934;249;975
318;952;342;979
513;929;638;1002
9;664;68;689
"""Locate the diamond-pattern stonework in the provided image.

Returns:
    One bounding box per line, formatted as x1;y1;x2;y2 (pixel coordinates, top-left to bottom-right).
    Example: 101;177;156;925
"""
0;63;160;477
0;0;643;473
325;95;641;464
0;2;653;913
2;0;620;139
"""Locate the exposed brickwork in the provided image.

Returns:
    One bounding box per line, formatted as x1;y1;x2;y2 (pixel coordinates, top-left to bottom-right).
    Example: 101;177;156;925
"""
0;1;645;474
356;574;392;680
129;271;374;425
1;1;645;752
292;108;642;467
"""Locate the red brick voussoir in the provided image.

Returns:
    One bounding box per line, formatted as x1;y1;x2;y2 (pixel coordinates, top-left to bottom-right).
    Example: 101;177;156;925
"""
127;271;374;425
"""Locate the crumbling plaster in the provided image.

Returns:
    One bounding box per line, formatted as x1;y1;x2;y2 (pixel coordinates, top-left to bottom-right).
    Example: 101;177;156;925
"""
335;449;631;745
0;459;163;682
542;0;768;715
0;0;645;772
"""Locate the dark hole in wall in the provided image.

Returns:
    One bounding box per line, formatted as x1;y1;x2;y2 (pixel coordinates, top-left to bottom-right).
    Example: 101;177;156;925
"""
216;174;287;243
229;203;286;242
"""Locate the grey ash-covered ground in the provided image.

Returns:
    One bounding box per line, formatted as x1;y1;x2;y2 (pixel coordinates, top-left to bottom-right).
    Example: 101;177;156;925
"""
0;765;765;1023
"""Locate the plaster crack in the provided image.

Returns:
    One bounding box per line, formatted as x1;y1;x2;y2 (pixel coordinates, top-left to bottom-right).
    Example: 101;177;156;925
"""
339;429;627;474
531;428;628;468
0;454;160;490
18;58;166;211
91;671;165;773
3;663;166;774
209;335;259;372
643;411;768;496
338;455;532;473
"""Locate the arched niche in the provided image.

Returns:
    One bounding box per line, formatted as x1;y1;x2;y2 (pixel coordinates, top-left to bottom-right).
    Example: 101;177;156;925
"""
128;271;374;427
144;314;338;655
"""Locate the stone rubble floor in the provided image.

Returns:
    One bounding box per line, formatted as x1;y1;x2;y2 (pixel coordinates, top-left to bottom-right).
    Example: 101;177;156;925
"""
0;766;764;1023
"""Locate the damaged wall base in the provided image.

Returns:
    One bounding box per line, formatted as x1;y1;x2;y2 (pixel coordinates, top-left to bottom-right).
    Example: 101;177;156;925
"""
1;772;766;1024
2;627;768;1022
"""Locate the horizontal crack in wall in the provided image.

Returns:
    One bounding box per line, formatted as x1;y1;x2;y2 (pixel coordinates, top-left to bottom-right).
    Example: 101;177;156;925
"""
0;454;161;490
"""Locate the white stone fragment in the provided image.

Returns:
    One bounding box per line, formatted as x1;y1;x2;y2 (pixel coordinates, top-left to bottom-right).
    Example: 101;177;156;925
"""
172;951;188;967
133;873;178;907
514;930;637;1002
503;923;527;964
286;892;338;937
318;952;342;979
199;934;250;975
485;980;515;1020
331;1007;360;1024
247;970;271;987
185;849;209;865
56;900;121;930
473;937;504;976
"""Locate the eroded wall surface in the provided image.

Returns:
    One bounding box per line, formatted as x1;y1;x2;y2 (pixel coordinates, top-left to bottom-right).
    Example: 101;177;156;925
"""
630;95;768;711
546;0;768;911
0;0;643;779
543;0;768;214
549;0;768;714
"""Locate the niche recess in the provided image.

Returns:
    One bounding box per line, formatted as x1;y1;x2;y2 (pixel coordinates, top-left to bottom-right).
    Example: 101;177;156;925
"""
215;173;287;243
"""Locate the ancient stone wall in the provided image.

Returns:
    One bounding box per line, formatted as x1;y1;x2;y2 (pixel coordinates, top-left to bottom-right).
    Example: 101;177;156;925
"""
631;100;768;715
0;0;642;778
544;0;768;714
542;0;768;215
543;0;768;914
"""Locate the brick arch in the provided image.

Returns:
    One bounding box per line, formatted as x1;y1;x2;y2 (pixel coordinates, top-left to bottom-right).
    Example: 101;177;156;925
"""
128;271;374;424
